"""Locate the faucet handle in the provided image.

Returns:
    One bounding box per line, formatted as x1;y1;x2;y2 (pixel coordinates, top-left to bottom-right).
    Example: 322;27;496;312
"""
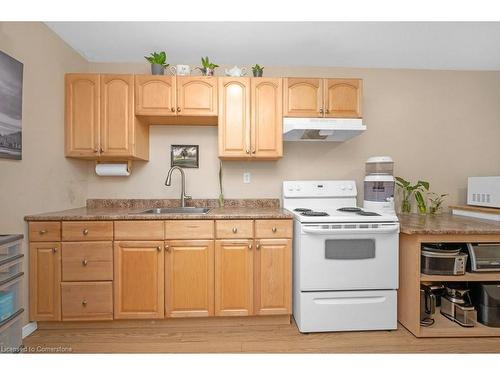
184;194;192;200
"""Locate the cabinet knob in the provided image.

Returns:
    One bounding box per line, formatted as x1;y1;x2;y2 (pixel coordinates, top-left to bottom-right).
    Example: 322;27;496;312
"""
177;107;181;112
171;107;175;112
319;108;324;114
325;109;330;114
82;300;88;306
99;147;104;154
52;247;57;253
164;244;170;252
272;227;277;233
256;243;261;250
93;149;98;153
248;244;252;249
82;259;88;266
245;149;250;154
83;229;89;235
39;229;47;235
252;149;256;154
232;227;238;233
157;246;162;252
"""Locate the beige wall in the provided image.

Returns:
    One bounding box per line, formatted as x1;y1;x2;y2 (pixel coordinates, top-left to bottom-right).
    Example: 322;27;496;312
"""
87;63;500;207
0;22;89;324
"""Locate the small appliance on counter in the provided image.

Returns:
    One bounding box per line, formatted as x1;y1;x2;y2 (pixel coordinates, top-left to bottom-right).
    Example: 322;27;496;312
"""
471;283;500;327
421;243;468;276
363;156;395;214
467;176;500;208
467;243;500;272
441;285;477;327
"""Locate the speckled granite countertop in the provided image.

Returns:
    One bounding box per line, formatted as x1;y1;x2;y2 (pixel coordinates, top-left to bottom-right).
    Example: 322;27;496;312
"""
24;199;293;221
399;213;500;235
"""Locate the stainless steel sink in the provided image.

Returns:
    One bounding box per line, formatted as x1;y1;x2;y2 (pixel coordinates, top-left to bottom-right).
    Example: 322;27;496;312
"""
133;207;211;215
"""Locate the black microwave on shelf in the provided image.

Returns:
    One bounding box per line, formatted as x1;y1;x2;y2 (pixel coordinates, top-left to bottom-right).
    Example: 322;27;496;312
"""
468;243;500;272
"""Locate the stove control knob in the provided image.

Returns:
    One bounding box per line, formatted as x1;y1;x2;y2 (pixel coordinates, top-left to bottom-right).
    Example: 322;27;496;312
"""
340;185;346;191
347;185;353;190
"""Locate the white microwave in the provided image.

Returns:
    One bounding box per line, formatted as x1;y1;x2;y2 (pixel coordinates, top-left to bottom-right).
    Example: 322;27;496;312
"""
468;176;500;208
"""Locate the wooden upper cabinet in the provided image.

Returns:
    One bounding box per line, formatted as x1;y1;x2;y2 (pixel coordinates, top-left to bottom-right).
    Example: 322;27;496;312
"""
251;78;283;159
165;240;214;317
100;75;134;157
324;79;363;118
135;75;176;116
114;241;164;319
215;239;253;316
254;239;291;316
29;242;61;321
283;78;323;117
218;78;251;159
177;76;218;116
65;74;100;157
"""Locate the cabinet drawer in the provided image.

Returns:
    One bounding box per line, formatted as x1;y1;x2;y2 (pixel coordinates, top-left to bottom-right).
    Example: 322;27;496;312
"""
29;222;61;242
62;242;113;281
255;220;293;238
61;281;113;321
115;221;164;240
216;220;253;239
62;221;113;241
165;220;214;239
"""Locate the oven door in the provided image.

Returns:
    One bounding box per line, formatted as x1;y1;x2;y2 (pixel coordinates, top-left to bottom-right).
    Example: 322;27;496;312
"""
298;222;399;291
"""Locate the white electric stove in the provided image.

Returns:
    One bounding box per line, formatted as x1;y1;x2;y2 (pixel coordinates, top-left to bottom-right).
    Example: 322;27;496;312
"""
283;180;400;333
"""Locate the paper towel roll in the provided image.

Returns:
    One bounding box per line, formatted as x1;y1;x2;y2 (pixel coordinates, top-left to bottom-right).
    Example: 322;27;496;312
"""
95;163;130;177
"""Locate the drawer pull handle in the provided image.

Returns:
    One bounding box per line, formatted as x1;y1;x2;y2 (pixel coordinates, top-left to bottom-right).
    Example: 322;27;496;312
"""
82;300;88;306
272;227;277;233
171;107;175;112
82;259;88;266
232;227;238;233
256;243;261;250
164;245;170;252
52;248;57;253
39;230;47;235
83;229;89;235
177;107;181;112
248;244;252;250
157;246;162;252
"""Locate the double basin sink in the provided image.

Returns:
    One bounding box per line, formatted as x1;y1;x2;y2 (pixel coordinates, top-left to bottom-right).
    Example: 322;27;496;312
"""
132;207;211;215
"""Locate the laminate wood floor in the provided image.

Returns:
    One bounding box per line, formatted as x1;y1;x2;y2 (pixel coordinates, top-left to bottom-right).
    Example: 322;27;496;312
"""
23;320;500;353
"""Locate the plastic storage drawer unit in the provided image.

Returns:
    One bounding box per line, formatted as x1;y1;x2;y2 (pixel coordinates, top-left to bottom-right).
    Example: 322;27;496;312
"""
0;235;23;263
0;308;24;353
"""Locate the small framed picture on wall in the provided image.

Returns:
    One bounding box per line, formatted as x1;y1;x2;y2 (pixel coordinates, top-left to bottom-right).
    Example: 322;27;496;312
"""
171;145;199;168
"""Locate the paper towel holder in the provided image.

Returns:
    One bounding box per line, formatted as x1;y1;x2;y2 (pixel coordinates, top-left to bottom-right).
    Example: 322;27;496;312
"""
95;161;132;175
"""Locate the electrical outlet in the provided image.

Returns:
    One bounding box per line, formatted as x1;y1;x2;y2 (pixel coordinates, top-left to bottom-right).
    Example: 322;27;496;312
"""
243;172;251;184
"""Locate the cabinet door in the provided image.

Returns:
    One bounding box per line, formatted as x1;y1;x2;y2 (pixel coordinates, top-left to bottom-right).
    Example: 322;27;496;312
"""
114;241;164;319
100;74;134;157
65;74;100;157
165;240;214;317
215;239;253;316
29;242;61;321
251;78;283;159
135;75;176;116
254;239;292;315
218;78;251;159
324;79;363;118
177;76;217;116
283;78;323;117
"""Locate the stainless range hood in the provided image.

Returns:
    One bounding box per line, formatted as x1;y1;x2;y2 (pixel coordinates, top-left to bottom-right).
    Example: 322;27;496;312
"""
283;118;366;141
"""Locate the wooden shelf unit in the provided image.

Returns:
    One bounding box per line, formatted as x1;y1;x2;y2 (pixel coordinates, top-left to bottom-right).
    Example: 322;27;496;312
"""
398;233;500;338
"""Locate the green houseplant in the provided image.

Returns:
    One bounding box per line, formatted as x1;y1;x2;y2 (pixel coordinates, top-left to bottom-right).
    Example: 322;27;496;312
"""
396;177;429;214
218;160;224;207
197;56;219;76
144;51;169;75
252;64;264;77
428;192;448;214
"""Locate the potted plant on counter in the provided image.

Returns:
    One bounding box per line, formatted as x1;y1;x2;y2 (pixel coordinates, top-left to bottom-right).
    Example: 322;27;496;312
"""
197;56;219;76
428;192;448;214
252;64;264;77
144;51;169;75
396;177;429;214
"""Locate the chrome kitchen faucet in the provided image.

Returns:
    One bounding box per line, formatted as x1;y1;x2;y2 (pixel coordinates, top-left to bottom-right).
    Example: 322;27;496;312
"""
165;166;192;207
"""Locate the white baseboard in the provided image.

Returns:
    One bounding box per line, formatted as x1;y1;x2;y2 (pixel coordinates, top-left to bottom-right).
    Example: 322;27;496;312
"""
22;321;37;338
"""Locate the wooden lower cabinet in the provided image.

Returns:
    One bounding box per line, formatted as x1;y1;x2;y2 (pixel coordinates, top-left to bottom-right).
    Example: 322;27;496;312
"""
29;242;61;321
165;240;214;317
215;239;253;316
254;239;292;315
61;281;113;321
114;241;165;319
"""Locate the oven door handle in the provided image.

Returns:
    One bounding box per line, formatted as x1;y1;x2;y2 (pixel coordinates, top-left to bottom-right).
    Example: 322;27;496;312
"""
302;224;399;235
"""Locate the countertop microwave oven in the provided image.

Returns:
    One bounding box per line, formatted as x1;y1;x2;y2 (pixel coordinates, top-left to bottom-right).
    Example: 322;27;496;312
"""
468;176;500;208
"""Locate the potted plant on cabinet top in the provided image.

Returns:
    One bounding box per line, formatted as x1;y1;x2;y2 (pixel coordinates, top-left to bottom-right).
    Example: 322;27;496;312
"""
396;177;429;214
252;64;264;77
144;51;169;75
197;56;219;76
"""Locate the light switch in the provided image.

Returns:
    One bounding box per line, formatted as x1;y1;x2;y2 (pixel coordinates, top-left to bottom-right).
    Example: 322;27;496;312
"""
243;172;251;184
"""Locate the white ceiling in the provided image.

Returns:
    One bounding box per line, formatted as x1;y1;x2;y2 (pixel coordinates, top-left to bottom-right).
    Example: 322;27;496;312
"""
46;22;500;71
